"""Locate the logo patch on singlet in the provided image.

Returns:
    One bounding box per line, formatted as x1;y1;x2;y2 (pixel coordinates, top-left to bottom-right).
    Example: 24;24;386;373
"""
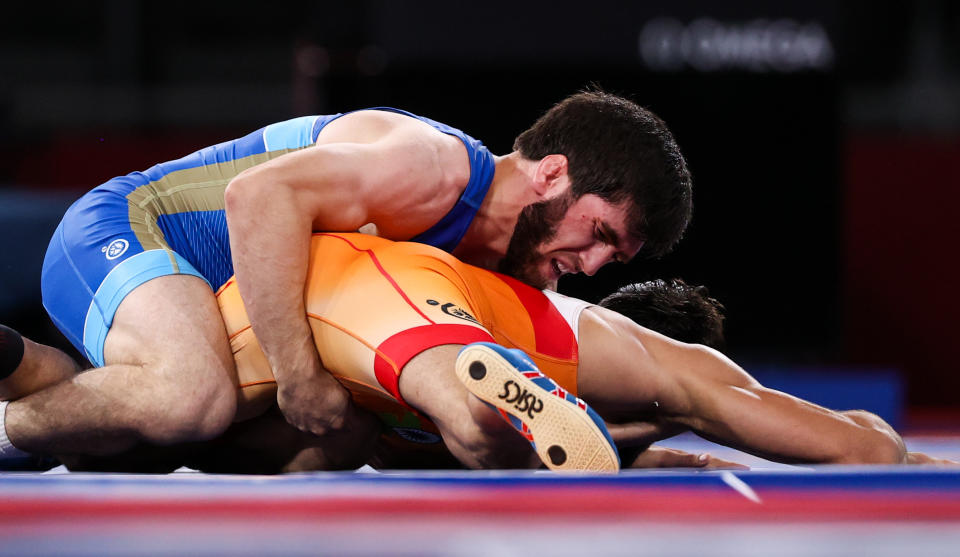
426;299;480;324
392;427;442;444
102;239;129;260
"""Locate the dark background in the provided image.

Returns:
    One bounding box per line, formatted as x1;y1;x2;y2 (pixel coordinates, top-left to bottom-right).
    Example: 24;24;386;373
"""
1;1;957;415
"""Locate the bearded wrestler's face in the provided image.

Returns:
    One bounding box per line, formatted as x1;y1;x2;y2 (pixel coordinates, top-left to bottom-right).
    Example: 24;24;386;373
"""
498;192;644;290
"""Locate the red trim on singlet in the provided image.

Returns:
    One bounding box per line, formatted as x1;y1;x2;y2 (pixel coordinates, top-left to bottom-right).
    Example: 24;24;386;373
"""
491;272;577;360
214;278;235;297
315;233;436;325
374;324;495;405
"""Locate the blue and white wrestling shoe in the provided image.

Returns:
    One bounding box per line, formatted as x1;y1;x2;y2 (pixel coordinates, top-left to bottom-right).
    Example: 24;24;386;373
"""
455;342;620;473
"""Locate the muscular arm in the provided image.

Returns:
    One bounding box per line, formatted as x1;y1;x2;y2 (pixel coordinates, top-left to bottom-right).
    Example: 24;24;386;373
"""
224;111;468;435
577;307;907;465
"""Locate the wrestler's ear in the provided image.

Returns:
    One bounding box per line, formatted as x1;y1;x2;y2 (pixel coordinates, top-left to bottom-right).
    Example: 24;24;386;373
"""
532;154;570;197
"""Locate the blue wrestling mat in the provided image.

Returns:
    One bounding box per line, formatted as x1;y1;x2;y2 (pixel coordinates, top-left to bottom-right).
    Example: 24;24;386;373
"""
2;435;960;556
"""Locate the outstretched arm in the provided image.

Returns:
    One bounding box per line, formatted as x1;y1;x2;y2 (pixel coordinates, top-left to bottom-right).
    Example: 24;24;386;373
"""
224;111;467;436
621;444;749;469
577;307;907;465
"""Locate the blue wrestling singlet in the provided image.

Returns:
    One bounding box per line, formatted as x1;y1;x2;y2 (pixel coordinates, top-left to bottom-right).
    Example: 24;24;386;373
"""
41;108;496;366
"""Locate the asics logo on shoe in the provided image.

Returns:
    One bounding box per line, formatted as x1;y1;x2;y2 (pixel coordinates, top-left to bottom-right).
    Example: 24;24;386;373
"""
498;380;544;419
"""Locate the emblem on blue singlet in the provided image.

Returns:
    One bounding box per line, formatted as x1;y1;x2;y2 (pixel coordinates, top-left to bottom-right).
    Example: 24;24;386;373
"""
102;239;130;260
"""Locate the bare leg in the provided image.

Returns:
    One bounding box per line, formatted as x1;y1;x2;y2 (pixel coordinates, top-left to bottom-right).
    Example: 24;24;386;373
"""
398;344;540;469
0;335;81;401
4;276;238;457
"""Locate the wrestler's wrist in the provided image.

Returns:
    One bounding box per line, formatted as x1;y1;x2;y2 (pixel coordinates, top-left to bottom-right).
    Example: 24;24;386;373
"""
268;340;322;382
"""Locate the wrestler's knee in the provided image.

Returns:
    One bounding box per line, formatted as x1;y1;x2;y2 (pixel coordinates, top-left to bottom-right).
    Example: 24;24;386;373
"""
136;359;237;445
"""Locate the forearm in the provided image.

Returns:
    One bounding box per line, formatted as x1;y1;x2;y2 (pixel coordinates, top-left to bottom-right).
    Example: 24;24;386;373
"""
225;173;355;434
653;346;907;465
225;173;317;378
675;384;908;465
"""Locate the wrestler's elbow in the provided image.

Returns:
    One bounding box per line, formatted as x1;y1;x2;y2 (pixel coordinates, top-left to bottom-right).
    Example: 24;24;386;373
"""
834;410;906;464
224;170;262;218
836;435;905;465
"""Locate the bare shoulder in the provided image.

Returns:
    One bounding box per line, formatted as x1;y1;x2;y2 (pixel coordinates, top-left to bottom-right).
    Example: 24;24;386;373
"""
578;306;667;379
579;305;655;357
317;110;439;143
317;110;471;237
317;110;467;176
576;306;661;405
580;305;725;368
576;305;713;412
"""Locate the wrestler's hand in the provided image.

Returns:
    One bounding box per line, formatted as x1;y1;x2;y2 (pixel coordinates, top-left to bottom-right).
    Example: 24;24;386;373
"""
622;445;749;470
906;451;960;466
275;353;373;438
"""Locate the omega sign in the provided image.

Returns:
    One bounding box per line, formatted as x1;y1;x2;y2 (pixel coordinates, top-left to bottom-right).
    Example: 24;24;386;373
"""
639;17;834;73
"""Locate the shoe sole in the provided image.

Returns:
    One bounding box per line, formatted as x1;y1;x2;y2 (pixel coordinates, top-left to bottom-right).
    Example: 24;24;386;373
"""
455;344;619;473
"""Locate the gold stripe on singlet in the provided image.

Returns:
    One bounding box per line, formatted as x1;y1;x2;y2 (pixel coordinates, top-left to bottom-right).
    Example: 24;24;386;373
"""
125;149;298;252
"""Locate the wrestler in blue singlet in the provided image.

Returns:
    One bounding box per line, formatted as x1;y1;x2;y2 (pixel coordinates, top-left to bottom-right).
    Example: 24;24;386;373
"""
41;109;496;366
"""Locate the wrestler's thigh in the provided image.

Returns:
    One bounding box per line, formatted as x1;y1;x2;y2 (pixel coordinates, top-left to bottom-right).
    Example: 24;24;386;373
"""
103;275;236;383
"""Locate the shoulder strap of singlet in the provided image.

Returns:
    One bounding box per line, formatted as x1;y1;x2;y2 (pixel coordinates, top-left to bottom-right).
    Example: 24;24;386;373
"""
542;290;593;343
312;107;496;253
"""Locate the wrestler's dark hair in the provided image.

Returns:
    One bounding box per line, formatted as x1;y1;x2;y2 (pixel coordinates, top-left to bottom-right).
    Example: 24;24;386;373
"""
513;88;693;258
598;279;726;350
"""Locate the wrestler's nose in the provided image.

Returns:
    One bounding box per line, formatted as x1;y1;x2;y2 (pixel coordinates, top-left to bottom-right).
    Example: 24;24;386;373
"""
579;244;616;276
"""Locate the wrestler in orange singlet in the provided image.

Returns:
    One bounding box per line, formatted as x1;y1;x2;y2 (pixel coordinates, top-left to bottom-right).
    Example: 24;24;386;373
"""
216;233;931;472
219;232;589;465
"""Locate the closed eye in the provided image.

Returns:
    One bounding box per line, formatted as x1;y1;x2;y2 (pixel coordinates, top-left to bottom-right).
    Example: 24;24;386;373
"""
594;224;607;243
596;221;626;263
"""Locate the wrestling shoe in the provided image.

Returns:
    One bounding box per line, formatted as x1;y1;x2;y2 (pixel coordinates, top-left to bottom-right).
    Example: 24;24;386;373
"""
455;342;620;473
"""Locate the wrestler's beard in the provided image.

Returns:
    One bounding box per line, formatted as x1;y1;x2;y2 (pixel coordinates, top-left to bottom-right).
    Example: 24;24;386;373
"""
498;193;574;290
